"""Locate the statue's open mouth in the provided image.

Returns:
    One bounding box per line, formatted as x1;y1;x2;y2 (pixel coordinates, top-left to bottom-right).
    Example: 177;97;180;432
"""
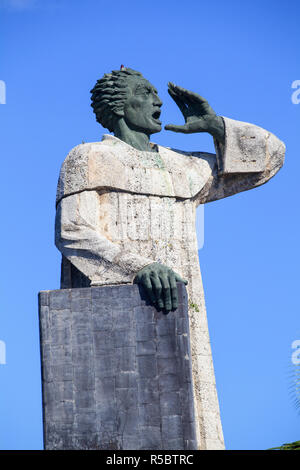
152;110;161;122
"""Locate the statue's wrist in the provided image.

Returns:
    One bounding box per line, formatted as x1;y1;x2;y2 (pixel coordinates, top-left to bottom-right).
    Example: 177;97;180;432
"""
208;116;225;145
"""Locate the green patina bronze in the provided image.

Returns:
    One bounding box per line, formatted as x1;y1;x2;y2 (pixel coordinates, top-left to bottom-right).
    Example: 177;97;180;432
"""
90;67;225;151
90;67;225;312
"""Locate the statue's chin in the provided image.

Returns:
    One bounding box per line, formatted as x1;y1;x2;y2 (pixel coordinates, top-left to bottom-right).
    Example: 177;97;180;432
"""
121;117;162;136
148;122;162;134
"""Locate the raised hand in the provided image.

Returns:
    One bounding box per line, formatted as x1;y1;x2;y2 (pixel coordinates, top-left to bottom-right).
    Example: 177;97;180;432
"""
165;82;225;144
133;262;188;313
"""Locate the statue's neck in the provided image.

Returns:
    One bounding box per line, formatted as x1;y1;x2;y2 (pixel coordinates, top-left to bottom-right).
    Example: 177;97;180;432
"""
114;119;156;153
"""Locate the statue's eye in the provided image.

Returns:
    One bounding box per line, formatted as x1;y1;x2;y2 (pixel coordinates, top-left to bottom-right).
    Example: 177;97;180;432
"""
135;86;151;96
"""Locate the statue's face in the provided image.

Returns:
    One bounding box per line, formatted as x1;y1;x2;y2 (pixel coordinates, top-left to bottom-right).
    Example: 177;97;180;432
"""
123;77;162;135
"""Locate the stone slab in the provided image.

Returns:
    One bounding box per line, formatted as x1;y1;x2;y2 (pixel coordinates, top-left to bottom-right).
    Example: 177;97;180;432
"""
38;283;197;450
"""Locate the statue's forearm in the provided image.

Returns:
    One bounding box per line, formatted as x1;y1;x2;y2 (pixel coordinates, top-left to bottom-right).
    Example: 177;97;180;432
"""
196;117;285;205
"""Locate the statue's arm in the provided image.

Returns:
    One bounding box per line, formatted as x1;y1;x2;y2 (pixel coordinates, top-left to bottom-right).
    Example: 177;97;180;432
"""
195;117;285;204
164;82;285;204
55;190;156;286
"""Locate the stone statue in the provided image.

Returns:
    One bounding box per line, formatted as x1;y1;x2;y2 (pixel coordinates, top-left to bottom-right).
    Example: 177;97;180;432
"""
55;67;285;449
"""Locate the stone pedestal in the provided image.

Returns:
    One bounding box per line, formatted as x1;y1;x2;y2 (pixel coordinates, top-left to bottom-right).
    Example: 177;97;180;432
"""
38;283;198;450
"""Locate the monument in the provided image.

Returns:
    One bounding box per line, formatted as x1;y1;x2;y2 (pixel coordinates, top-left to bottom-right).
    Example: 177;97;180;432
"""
39;67;285;450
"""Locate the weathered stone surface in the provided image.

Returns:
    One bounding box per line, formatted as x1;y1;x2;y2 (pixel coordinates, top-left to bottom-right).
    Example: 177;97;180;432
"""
56;119;285;206
56;135;215;204
39;283;198;450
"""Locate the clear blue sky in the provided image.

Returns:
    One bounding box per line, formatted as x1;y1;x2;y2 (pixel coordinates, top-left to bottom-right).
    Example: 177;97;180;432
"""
0;0;299;450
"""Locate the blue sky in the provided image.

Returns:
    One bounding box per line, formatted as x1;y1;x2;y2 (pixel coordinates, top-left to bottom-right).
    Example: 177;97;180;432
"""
0;0;299;450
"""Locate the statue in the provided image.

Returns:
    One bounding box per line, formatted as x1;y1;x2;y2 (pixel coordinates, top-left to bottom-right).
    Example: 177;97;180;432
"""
55;67;285;449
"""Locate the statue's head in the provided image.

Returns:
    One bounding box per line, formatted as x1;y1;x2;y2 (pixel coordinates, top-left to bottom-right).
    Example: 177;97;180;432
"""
90;68;162;136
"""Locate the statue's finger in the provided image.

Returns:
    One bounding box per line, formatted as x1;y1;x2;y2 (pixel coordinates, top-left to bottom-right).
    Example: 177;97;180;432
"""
164;124;189;133
141;273;156;304
167;88;188;115
168;82;188;95
169;274;178;310
150;273;164;310
168;84;212;119
174;273;188;285
168;83;196;106
169;82;208;105
160;274;172;313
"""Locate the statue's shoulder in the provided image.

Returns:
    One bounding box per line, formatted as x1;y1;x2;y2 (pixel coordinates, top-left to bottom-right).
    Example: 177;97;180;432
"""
56;139;121;205
56;138;218;205
62;139;118;169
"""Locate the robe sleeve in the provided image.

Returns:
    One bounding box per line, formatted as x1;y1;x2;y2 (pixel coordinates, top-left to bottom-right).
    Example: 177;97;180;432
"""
55;190;156;285
195;116;285;205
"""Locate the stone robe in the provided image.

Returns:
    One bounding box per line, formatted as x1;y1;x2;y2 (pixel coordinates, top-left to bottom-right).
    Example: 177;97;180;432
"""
55;116;285;450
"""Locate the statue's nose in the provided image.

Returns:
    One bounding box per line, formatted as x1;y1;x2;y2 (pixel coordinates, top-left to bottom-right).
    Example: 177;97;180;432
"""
154;95;163;107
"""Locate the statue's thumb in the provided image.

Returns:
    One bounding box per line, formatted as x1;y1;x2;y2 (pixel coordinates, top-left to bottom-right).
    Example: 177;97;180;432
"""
175;274;188;285
164;124;187;133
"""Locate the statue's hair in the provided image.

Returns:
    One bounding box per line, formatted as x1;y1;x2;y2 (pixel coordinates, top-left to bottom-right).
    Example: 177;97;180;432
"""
90;68;143;132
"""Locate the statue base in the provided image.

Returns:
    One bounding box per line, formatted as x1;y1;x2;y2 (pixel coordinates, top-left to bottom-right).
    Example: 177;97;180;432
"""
38;283;198;450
